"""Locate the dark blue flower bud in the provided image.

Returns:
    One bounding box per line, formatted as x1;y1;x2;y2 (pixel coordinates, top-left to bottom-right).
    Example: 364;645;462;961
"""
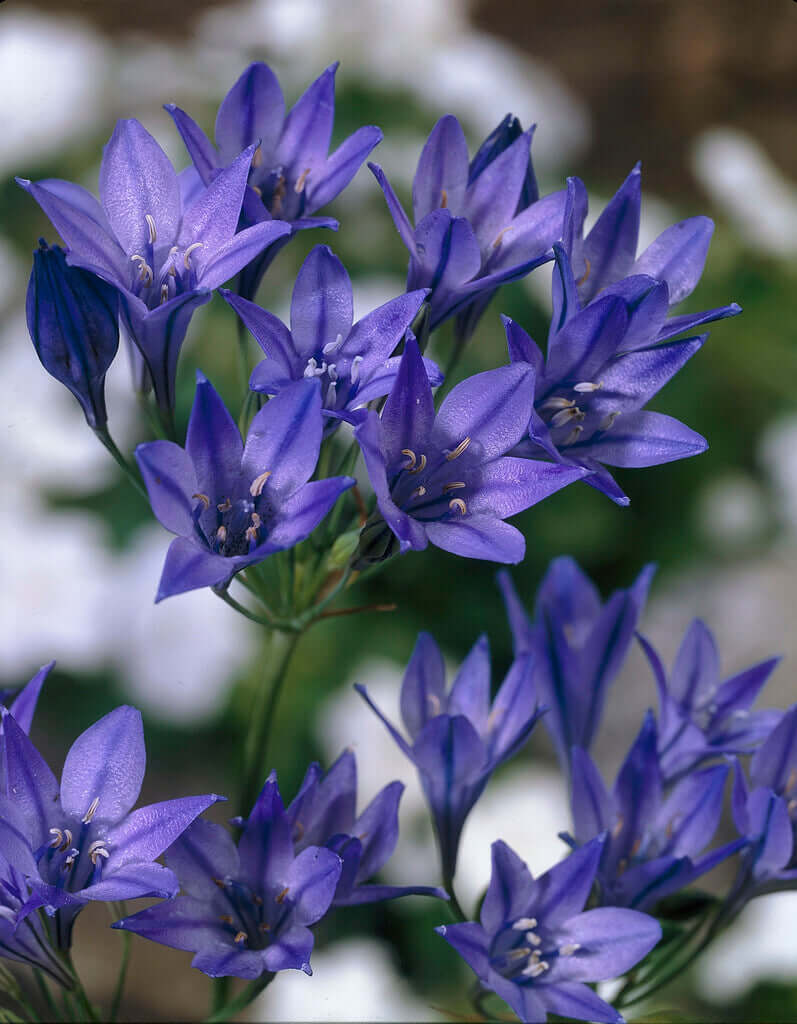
26;240;119;429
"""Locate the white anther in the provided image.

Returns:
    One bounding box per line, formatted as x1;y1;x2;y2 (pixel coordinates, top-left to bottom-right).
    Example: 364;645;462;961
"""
251;512;261;529
523;960;550;978
559;943;581;956
145;214;157;244
788;799;797;814
250;470;272;497
88;840;110;866
551;406;582;428
410;486;427;498
443;481;466;493
64;849;79;869
512;918;538;931
350;355;363;383
183;242;204;269
540;397;574;412
303;357;327;379
573;381;602;393
130;255;153;285
217;498;231;512
327;363;338;382
327;381;337;403
322;333;345;355
599;411;620;432
563;425;584;446
83;797;100;824
160;283;169;304
526;931;542;947
449;498;467;515
294;167;311;193
446;437;471;461
506;947;532;962
427;693;441;713
49;829;64;848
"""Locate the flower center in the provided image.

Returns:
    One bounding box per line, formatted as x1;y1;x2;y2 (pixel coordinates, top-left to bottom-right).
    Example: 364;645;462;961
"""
538;382;620;450
34;795;110;894
389;439;472;521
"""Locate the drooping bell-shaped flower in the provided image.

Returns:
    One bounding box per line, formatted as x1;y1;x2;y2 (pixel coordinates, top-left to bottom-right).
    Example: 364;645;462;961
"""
370;114;566;335
222;245;439;431
114;774;342;979
167;61;382;301
0;705;221;951
18;119;291;413
136;373;354;600
356;631;544;881
498;559;654;772
26;241;120;429
437;839;661;1023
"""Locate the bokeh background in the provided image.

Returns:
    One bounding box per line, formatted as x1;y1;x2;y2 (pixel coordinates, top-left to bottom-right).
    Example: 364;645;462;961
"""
2;0;797;1019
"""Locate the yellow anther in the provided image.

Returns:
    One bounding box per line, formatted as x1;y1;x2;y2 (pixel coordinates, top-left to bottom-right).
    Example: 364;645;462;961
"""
401;448;417;470
492;226;511;250
576;257;591;287
443;481;465;493
276;886;289;904
60;830;73;853
192;493;210;509
250;184;263;197
49;829;64;847
251;512;261;529
251;145;263;169
145;214;157;244
446;437;471;461
449;498;467;515
183;242;204;269
409;453;427;474
250;470;272;497
220;914;234;925
233;931;247;945
440;188;448;209
294;167;311;193
88;841;109;865
217;498;231;512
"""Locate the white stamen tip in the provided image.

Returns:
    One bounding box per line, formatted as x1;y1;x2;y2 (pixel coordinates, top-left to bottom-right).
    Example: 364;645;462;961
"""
512;918;538;931
446;437;471;461
563;425;584;446
183;242;204;269
350;355;363;383
449;498;467;515
145;214;157;244
574;381;602;393
83;797;100;824
559;943;581;956
551;406;581;428
322;333;344;355
523;960;549;978
250;470;272;497
599;411;620;432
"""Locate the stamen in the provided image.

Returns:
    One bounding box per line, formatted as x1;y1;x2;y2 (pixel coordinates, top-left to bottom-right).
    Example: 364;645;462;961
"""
506;947;532;962
327;363;338;382
526;931;542;947
220;915;234;925
523;960;550;978
59;829;74;853
540;397;575;412
48;829;64;848
250;470;272;497
323;333;345;355
183;242;204;269
217;498;231;512
272;175;286;214
512;918;538;931
250;184;263;198
443;481;465;492
88;841;109;866
251;512;262;529
446;437;471;461
160;283;169;304
212;878;226;889
599;410;620;432
168;264;177;277
612;817;624;839
327;381;337;403
559;943;581;956
245;526;259;545
573;380;602;393
276;886;289;904
786;770;797;794
788;799;797;814
294;167;311;193
215;526;228;545
130;254;153;285
251;145;263;169
563;425;583;446
492;226;511;250
551;406;582;428
409;454;427;475
83;797;100;824
64;849;79;869
233;931;247;946
410;486;427;498
401;449;417;470
576;257;591;287
259;922;271;933
145;214;157;244
440;189;448;209
427;693;441;713
192;493;210;509
350;355;363;383
449;498;467;515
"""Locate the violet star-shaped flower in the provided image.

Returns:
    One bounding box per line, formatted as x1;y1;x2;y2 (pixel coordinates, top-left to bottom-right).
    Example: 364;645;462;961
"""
565;713;743;912
498;559;654;772
284;749;445;906
506;244;711;505
353;335;585;566
437;839;661;1023
18;118;291;413
638;620;781;782
369;114;566;333
222;244;440;430
167;61;382;301
26;240;119;430
356;631;544;882
731;706;797;893
0;704;221;951
135;373;354;600
113;774;342;979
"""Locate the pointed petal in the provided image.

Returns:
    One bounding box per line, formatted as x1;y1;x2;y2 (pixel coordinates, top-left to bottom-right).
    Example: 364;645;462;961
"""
351;782;403;882
747;787;793;878
751;705;797;792
8;663;53;735
113;892;229;953
164;104;219;185
354;684;412;759
670;619;719;707
658;765;727;859
536;981;623;1024
613;714;661;864
60;706;145;824
135;440;198;536
412;115;469;223
262;924;315;974
633;216;714;306
481;840;537;934
284;846;342;926
238;775;293;892
712;656;781;724
267;477;353;551
535;837;604;926
289;245;353;362
436;922;490;978
215;61;285;162
193;944;268;979
656;302;742;342
425;515;526;564
242;378;322;493
400;632;447;740
464;131;533;249
570;747;613;844
2;713;59;848
276;63;338;174
99;119;180;255
197;220;292;291
221;290;298;376
164;818;240;900
106;794;222;872
306;125;383;213
496;571;535;657
486;656;542;765
545;294;628;387
581;411;707;468
368;162;416;252
339;882;446;905
380;335;436;466
581;164;641;302
349;353;442;407
485;188;566;274
186;374;243;502
465;457;586;518
341;289;427;380
83;862;179;902
448;635;491;736
179;146;256;253
595;335;704;410
554;906;661;981
503;315;545;378
156;537;236;602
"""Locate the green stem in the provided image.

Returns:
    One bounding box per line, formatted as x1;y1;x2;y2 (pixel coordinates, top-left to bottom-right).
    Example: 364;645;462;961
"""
109;913;131;1023
93;427;147;499
210;978;231;1019
214;588;277;629
33;969;62;1022
443;875;468;924
238;632;302;818
204;972;275;1023
236;316;252;398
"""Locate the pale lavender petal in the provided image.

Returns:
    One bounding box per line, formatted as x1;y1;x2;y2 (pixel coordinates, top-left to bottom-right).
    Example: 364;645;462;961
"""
265;477;354;549
156;537;238;602
242;379;323;493
164;819;240;899
412;115;469;222
536;982;622;1024
400;632;447;740
306;126;383;213
289;245;353;362
581;411;707;467
554;907;661;981
380;335;436;466
283;846;342;926
369;162;416;252
135;441;198;536
179;146;256;253
424;515;526;564
464;130;533;250
165;105;220;185
214;62;285;162
186;374;244;501
82;862;178;902
221;289;298;376
2;714;59;848
276;63;338;174
466;458;585;518
106;795;222;871
197;220;292;291
113;893;228;953
341;288;427;379
633;216;714;305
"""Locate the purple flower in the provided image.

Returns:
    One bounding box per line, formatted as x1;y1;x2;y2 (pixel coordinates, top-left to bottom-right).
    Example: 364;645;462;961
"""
566;714;742;912
0;661;52;796
18;119;291;413
498;559;654;772
731;706;797;891
0;854;72;987
167;61;382;301
135;373;354;600
222;245;440;430
356;632;543;881
113;774;342;979
0;704;221;951
506;245;713;505
437;839;661;1023
26;240;119;430
369;114;566;333
285;749;445;906
638;620;781;782
353;336;585;566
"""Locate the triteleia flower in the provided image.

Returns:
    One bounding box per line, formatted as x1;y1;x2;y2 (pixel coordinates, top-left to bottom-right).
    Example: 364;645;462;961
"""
0;853;72;987
369;114;566;334
565;713;742;911
0;705;221;950
498;559;654;772
26;240;119;429
18;119;291;413
285;749;445;906
731;706;797;892
353;336;585;566
0;661;52;795
437;839;661;1023
356;632;544;881
222;244;439;429
506;245;711;505
113;774;342;979
638;620;781;781
167;61;382;301
135;373;354;600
